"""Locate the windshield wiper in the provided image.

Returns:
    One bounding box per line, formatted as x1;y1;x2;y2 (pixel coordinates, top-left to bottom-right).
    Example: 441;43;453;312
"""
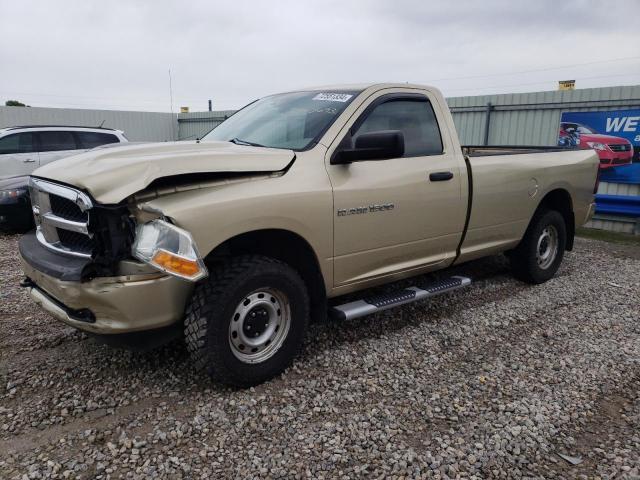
229;137;265;147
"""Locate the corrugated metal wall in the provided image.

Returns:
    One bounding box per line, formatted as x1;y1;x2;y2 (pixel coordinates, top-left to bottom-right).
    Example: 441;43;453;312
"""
447;85;640;146
587;216;639;234
177;110;236;140
598;182;640;197
0;106;177;142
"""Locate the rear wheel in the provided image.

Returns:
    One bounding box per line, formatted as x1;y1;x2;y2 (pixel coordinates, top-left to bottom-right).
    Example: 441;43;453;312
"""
184;255;309;387
509;209;566;284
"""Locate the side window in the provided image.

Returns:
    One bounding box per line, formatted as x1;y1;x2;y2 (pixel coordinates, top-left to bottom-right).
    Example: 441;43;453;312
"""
0;133;35;154
75;132;119;149
38;131;78;152
353;98;443;157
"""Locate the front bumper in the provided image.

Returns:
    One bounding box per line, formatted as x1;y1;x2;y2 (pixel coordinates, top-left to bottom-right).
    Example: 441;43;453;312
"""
596;150;633;168
19;232;194;334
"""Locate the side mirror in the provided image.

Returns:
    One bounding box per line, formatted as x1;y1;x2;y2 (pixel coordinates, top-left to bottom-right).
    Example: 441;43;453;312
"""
332;130;404;164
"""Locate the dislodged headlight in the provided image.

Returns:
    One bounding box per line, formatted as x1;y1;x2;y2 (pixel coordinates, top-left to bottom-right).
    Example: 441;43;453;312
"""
132;219;208;281
586;142;608;151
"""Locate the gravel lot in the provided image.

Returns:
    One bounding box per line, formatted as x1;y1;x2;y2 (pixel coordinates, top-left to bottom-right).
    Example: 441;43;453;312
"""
0;233;639;479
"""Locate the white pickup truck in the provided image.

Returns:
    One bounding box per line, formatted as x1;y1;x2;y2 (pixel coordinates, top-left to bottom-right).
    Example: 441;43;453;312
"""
19;83;599;386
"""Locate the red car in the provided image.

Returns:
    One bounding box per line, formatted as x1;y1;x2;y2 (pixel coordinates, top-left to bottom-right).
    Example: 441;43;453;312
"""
560;122;634;169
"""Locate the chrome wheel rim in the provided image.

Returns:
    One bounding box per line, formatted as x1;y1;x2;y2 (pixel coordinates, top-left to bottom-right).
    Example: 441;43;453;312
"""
228;288;291;364
536;225;558;270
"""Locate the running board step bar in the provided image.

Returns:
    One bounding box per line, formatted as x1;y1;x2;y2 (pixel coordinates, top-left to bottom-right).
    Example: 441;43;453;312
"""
329;275;472;321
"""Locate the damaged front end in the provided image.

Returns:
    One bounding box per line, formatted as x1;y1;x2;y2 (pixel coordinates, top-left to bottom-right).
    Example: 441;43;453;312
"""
22;174;216;284
19;177;196;335
17;145;294;334
21;177;137;282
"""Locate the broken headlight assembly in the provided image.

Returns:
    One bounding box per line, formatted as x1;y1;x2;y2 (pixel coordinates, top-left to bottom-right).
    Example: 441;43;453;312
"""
131;219;208;281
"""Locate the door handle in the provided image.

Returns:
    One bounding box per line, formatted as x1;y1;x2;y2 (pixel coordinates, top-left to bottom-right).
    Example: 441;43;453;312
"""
429;171;454;182
22;158;36;163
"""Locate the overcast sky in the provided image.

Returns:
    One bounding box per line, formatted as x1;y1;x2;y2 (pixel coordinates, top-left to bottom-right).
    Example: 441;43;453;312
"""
1;0;639;112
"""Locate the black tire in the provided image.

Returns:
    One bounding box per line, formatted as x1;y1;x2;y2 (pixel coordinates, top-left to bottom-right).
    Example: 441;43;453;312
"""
509;209;566;284
184;255;309;387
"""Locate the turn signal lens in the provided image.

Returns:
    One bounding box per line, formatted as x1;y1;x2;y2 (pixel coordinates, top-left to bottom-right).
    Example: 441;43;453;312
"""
132;219;208;281
151;250;202;277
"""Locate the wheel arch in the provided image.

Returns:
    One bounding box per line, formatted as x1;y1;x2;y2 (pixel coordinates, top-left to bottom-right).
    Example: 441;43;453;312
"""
535;188;575;251
203;229;327;322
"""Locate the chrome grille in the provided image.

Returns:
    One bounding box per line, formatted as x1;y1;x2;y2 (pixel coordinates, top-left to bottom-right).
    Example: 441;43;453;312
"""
29;178;94;258
57;229;94;255
49;195;89;222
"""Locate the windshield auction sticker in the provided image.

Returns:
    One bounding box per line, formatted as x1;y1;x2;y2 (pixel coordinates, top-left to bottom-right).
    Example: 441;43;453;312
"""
313;93;353;102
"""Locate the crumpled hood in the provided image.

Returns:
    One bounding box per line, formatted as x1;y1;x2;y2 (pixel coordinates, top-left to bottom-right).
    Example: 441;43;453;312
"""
33;141;295;204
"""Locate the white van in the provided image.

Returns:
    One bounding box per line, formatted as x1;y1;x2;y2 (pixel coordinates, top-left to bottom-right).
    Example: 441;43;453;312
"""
0;126;128;179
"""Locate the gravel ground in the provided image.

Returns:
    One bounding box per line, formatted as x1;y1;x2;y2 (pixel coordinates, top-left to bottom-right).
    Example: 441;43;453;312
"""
0;233;639;479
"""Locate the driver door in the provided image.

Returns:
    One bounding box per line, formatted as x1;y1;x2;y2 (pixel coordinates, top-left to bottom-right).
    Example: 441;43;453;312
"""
326;90;467;288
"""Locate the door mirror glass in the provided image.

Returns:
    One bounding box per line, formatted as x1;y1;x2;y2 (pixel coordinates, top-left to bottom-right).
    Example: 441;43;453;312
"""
332;130;404;164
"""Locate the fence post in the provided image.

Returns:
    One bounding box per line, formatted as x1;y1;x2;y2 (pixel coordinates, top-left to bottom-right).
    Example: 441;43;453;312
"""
483;102;493;146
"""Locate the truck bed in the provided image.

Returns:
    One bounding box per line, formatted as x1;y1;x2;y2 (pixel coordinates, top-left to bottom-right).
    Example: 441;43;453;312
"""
456;147;599;264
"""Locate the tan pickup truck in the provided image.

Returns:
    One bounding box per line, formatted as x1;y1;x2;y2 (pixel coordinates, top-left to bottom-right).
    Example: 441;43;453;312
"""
19;83;599;386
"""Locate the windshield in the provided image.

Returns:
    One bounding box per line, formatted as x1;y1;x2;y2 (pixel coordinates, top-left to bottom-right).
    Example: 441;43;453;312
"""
562;123;596;134
203;90;361;150
576;125;596;134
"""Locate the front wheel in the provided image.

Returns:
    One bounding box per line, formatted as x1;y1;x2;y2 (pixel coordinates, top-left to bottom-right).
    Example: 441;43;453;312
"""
509;209;567;284
184;255;309;387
